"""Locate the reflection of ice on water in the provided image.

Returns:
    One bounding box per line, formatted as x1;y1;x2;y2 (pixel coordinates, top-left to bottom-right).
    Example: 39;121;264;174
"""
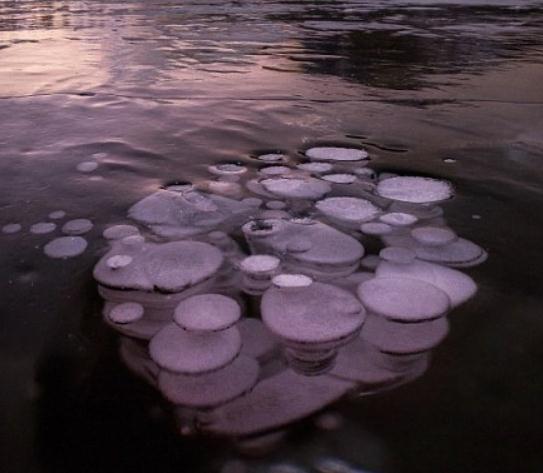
83;144;488;444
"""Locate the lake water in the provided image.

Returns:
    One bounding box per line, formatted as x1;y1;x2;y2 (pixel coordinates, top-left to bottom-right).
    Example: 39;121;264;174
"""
1;1;543;472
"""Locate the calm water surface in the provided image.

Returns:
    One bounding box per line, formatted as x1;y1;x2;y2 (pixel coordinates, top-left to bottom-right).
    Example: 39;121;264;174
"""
1;1;543;472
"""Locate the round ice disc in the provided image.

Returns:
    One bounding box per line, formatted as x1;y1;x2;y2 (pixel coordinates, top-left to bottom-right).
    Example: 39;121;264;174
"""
174;294;241;332
357;277;450;322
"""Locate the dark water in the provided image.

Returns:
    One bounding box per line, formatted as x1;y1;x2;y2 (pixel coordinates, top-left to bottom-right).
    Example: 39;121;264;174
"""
1;1;543;472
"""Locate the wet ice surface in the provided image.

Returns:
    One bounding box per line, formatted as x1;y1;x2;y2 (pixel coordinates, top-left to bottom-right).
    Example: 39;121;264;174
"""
1;1;543;473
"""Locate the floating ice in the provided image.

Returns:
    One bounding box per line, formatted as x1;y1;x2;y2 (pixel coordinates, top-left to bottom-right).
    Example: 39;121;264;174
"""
108;302;145;324
376;259;477;308
62;218;93;235
361;314;449;355
106;254;133;269
257;153;286;162
94;240;223;293
379;212;418;227
174;294;241;332
208;163;247;176
357;277;450;322
30;222;56;234
129;189;259;238
415;238;487;268
149;323;241;374
261;177;331;200
360;222;392;236
103;224;140;240
238;318;278;363
379;247;416;265
377;176;453;204
331;337;403;385
48;210;66;220
2;223;22;234
321;173;357;184
243;218;364;278
360;255;381;270
202;369;353;436
297;162;333;173
263;281;364;346
411;226;457;247
316;197;380;228
240;254;280;274
158;355;259;408
259;166;293;176
76;161;98;172
44;236;87;258
306;147;368;162
272;273;313;289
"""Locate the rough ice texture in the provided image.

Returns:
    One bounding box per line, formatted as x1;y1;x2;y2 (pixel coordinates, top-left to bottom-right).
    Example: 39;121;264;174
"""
272;273;313;288
108;302;145;324
240;255;280;274
158;355;259;408
361;314;449;354
376;259;477;307
62;218;93;235
360;222;392;236
30;222;56;234
2;223;22;234
174;294;241;332
305;147;368;162
376;176;454;204
297;162;333;173
321;173;357;184
316;197;380;226
379;212;418;226
262;282;365;345
106;254;133;269
44;236;87;258
94;240;223;292
203;369;353;436
261;177;331;200
411;226;458;247
129;189;259;238
149;323;241;374
245;219;364;270
357;277;450;322
238;318;278;362
103;224;140;240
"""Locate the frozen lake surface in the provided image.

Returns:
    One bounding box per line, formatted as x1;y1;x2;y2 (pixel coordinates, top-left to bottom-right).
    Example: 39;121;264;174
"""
1;1;543;473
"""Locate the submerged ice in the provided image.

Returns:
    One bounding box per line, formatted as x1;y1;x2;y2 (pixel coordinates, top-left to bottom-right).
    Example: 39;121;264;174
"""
25;137;485;443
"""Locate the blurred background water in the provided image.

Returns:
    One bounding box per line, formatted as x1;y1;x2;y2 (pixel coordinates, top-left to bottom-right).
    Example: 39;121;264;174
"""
1;1;543;472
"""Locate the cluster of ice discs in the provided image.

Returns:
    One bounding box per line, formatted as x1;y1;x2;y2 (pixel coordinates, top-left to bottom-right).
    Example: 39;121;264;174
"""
2;210;94;258
91;145;486;445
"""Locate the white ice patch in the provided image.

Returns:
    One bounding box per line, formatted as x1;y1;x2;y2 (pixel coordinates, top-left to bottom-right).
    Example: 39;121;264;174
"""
30;222;56;234
377;176;453;204
44;236;87;258
76;161;98;173
321;173;357;184
2;223;22;234
62;218;93;235
316;197;380;225
305;147;368;162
